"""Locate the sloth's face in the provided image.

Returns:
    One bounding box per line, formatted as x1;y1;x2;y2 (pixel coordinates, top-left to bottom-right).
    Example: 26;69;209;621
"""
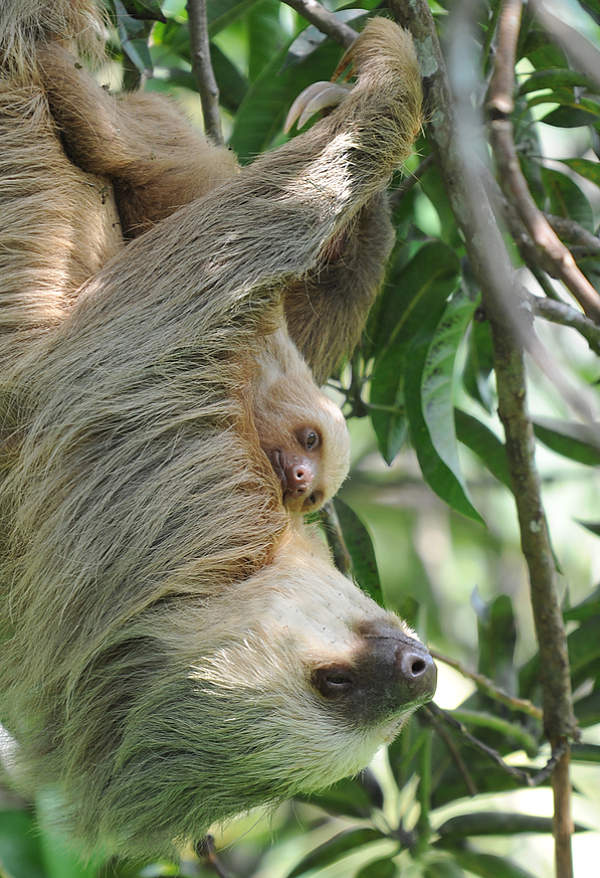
136;533;436;833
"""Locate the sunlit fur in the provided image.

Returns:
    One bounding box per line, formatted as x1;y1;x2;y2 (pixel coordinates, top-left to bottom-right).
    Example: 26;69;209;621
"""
252;322;351;511
0;2;424;859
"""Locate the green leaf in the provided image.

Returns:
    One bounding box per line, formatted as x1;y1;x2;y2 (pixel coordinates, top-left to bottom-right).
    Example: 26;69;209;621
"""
423;860;465;878
540;166;594;232
0;810;47;878
532;416;600;465
298;772;382;819
441;848;537;878
568;617;600;678
571;741;600;761
333;498;383;606
449;709;538;755
558;158;600;187
230;39;342;161
421;289;480;485
287;828;386;878
370;243;460;465
563;583;600;621
540;98;600;127
246;0;282;82
354;857;398;878
518;68;598;95
455;410;511;488
207;0;261;35
438;811;586;839
576;520;600;537
574;690;600;727
461;319;495;413
404;297;483;523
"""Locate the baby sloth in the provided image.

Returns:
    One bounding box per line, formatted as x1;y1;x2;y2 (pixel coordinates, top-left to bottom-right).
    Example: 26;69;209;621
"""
253;326;350;514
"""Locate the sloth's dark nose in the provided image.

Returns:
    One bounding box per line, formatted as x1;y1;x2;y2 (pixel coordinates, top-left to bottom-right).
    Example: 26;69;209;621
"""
311;622;437;725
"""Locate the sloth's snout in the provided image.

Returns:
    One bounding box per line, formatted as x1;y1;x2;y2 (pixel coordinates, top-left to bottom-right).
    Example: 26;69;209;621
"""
311;622;437;725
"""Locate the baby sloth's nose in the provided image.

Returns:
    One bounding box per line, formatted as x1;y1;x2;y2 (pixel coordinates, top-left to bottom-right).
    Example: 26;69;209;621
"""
311;622;437;725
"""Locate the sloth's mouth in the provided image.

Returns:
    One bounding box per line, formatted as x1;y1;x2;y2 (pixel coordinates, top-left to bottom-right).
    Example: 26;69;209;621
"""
268;448;286;494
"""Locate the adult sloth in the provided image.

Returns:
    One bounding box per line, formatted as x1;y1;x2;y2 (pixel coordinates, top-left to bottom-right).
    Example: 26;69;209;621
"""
0;0;435;858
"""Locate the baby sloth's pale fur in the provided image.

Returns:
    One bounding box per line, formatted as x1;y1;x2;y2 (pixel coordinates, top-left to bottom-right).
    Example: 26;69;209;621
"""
0;0;426;858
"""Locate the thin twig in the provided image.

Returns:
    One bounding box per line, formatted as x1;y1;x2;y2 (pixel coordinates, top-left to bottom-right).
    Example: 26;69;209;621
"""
427;704;568;789
280;0;357;48
195;835;231;878
422;706;478;795
319;501;352;577
545;215;600;255
430;649;543;720
186;0;224;145
528;294;600;356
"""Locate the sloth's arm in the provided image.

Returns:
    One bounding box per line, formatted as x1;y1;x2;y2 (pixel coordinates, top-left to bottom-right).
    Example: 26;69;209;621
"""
38;43;239;237
282;193;394;384
68;19;421;372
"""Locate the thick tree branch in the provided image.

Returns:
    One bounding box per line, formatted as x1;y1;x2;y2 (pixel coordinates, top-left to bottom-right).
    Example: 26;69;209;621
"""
390;0;577;873
486;0;600;323
186;0;224;145
281;0;357;48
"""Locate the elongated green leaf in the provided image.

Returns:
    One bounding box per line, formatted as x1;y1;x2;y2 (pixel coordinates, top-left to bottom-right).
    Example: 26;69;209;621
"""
246;0;281;82
540;98;600;127
572;741;600;761
421;289;479;485
370;242;459;464
207;0;261;35
423;860;464;878
518;68;598;95
406;328;483;522
455;410;511;488
563;583;600;621
532;416;600;465
371;242;460;355
461;319;495;413
540;166;594;231
333;498;383;606
450;709;537;755
298;770;383;819
576;520;600;537
558;158;600;187
441;848;537;878
230;39;342;160
287;828;386;878
355;859;398;878
574;690;600;727
438;811;585;839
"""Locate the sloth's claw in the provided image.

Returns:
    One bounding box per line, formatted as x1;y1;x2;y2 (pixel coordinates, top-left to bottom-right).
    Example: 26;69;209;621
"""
284;81;352;133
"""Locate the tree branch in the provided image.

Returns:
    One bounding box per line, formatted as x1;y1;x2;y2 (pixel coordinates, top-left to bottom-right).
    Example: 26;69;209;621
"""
390;0;577;872
486;2;600;323
430;649;543;721
280;0;357;48
186;0;224;145
528;294;600;356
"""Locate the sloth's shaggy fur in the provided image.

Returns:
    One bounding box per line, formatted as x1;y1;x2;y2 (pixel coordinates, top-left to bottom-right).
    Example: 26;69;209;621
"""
0;1;427;858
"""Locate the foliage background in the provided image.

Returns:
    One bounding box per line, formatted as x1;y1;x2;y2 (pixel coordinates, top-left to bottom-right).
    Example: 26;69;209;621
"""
1;0;599;876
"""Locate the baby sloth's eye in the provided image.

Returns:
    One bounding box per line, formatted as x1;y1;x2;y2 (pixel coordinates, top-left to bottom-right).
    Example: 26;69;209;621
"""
298;427;320;451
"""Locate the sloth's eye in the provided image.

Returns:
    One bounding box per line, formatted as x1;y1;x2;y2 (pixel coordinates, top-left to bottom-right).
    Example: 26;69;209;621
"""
311;666;354;698
297;427;320;451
